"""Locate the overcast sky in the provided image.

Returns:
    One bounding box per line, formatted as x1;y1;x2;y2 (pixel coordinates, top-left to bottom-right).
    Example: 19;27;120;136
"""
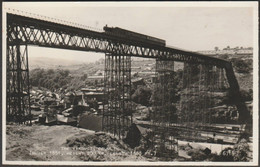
3;2;256;63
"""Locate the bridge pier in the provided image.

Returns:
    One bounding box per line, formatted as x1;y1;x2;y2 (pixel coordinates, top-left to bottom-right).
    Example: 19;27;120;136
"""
151;59;178;157
179;63;234;139
7;42;31;124
149;61;234;157
102;54;132;138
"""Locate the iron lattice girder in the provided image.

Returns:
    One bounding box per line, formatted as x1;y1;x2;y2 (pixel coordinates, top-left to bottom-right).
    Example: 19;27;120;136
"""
7;13;228;67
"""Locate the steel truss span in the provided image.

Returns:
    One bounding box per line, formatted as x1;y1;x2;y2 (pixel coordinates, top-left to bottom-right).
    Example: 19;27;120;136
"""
6;12;249;127
8;13;228;66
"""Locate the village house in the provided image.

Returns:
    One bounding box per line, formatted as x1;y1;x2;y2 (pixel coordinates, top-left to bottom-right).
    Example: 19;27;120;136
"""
81;88;105;104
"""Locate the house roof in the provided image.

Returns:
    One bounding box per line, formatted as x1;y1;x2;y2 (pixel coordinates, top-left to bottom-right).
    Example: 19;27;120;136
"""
87;76;104;79
132;78;143;83
84;92;104;96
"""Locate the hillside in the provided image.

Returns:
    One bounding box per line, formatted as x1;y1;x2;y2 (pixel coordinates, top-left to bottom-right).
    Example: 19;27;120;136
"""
29;57;86;69
28;51;253;92
235;72;253;91
6;124;146;161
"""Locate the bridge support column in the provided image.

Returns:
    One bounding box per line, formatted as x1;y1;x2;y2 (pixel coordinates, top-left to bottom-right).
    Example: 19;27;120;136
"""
151;59;178;158
179;63;221;136
103;54;132;138
179;63;241;139
7;42;31;124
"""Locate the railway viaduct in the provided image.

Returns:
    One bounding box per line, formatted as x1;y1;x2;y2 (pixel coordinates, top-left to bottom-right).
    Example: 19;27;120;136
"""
6;13;250;154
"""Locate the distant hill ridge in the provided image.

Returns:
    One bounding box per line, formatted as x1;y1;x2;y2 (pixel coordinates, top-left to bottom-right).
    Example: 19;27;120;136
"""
198;47;253;56
29;57;87;69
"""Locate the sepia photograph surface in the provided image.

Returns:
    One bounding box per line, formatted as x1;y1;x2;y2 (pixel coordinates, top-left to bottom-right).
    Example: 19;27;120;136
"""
2;1;259;166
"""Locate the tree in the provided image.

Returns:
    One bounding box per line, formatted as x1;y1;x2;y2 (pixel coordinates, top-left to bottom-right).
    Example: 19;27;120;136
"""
30;68;74;90
81;74;88;80
47;69;54;75
132;86;152;106
214;47;219;51
240;89;253;102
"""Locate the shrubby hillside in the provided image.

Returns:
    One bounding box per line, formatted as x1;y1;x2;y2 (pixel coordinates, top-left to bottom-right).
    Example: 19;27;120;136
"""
30;68;86;91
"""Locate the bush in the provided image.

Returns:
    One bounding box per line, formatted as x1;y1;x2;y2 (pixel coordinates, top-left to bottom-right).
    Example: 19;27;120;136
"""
217;139;251;162
240;89;253;102
233;139;250;161
231;58;252;73
30;68;71;91
219;54;229;60
187;149;207;161
132;86;152;106
30;68;87;91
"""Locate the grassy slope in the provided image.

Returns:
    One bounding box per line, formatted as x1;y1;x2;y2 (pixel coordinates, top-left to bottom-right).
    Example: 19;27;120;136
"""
6;124;146;161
